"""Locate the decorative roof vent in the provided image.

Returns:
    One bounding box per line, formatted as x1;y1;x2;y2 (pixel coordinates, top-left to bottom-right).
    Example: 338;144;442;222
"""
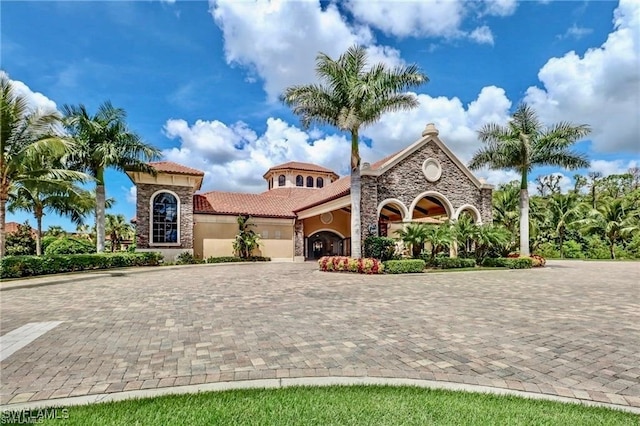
422;123;439;137
361;162;371;170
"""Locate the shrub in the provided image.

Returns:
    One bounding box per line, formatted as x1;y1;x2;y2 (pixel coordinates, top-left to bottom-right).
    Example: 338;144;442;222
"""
561;240;584;259
481;257;534;269
176;252;204;265
434;257;476;269
383;259;425;274
5;222;36;256
481;257;510;268
45;237;95;256
0;252;163;279
536;242;560;259
364;236;397;261
205;256;271;263
529;254;546;267
509;257;533;269
318;256;383;274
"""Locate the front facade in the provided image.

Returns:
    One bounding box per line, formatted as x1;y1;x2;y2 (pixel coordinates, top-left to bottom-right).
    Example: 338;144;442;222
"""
127;124;493;261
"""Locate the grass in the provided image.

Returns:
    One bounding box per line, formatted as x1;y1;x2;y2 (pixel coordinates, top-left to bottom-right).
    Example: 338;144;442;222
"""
3;386;637;426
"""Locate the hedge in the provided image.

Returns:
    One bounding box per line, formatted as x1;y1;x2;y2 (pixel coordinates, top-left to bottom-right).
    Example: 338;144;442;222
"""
383;259;425;274
44;237;95;255
364;236;396;261
205;256;271;263
434;257;477;269
318;256;384;274
0;252;163;279
481;257;533;269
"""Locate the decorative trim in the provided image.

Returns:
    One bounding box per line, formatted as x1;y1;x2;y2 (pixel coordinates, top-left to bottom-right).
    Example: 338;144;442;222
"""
307;228;346;239
376;198;409;220
320;212;333;224
408;190;454;219
422;158;442;182
453;204;483;224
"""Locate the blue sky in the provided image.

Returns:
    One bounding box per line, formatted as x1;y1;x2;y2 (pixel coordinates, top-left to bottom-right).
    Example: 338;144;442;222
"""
2;0;639;231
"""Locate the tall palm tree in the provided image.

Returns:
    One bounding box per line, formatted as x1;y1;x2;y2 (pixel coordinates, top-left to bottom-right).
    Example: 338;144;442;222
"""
544;193;584;258
580;199;639;259
282;45;428;258
0;73;84;257
63;101;161;252
8;178;94;255
105;214;133;252
469;104;590;256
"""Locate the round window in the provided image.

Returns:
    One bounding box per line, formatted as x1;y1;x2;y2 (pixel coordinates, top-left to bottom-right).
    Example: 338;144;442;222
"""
422;158;442;182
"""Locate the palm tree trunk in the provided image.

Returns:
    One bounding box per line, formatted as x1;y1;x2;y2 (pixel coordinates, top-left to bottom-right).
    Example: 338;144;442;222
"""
559;230;564;259
610;241;615;260
0;198;6;258
350;130;361;259
36;211;43;256
96;172;106;253
519;188;530;257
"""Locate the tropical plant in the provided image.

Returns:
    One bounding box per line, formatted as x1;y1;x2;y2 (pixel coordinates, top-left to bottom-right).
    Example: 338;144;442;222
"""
580;199;639;259
543;193;584;258
0;73;84;257
395;223;428;258
473;224;510;263
62;101;160;253
282;45;427;258
5;221;36;256
8;175;94;255
422;224;452;260
469;104;590;256
232;215;260;259
105;213;134;252
45;225;67;237
452;214;477;257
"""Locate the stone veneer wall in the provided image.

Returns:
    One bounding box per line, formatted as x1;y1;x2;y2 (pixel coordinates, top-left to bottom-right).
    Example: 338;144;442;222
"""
294;219;304;257
360;174;379;248
136;183;195;249
374;140;492;224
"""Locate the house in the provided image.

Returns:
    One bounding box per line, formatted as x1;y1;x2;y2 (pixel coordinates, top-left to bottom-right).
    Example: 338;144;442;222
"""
126;124;493;261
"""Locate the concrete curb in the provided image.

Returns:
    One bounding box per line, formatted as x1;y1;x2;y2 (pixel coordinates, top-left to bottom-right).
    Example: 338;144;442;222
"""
1;377;638;415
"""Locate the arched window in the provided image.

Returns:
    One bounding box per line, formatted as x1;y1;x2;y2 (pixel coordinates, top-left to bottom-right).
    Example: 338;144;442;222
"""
306;176;314;187
278;175;285;187
296;175;303;186
316;177;324;188
152;192;178;244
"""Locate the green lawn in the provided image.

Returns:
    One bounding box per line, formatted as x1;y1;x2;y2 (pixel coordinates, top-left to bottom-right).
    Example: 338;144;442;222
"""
3;386;637;426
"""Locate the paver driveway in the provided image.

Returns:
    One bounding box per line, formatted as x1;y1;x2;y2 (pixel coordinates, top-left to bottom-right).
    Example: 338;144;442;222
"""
1;260;639;407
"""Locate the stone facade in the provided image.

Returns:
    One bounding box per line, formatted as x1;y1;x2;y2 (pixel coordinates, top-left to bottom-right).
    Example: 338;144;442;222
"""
294;219;304;257
136;183;195;250
360;174;379;243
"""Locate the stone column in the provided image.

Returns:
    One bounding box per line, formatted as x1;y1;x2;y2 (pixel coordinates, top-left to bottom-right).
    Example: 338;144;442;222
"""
294;219;305;262
360;174;378;255
480;187;493;224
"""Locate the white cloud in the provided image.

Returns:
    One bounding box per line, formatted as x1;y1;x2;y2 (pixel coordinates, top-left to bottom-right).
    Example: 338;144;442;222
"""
558;24;593;40
1;71;58;113
125;186;137;204
590;159;639;177
469;26;494;45
482;0;518;17
524;0;640;153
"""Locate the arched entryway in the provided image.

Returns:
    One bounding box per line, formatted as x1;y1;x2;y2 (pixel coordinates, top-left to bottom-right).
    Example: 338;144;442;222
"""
306;230;345;259
409;191;454;223
377;198;409;237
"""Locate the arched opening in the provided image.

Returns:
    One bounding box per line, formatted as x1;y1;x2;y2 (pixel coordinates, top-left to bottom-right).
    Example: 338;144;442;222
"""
454;204;482;224
306;230;344;259
278;175;285;187
151;191;179;244
296;175;303;187
377;199;409;237
409;191;453;223
306;176;314;187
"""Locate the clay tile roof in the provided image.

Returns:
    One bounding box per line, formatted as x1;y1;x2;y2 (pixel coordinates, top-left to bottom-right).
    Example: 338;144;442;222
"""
5;221;37;237
370;148;404;170
195;190;308;218
149;161;205;176
293;176;351;212
264;161;337;176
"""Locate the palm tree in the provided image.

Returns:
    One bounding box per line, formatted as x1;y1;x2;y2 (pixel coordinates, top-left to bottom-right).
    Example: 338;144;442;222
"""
544;193;584;258
474;224;510;263
0;73;84;257
105;214;133;252
580;199;639;259
469;103;590;256
452;214;477;257
422;224;452;260
282;45;428;258
63;101;161;252
8;178;94;255
395;223;428;258
232;215;260;259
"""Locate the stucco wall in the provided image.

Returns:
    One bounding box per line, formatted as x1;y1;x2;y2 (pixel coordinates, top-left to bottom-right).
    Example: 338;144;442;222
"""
303;209;351;238
136;183;194;250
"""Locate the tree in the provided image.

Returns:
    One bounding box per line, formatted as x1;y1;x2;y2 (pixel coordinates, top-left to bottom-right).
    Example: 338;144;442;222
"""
63;101;160;253
232;215;260;259
395;223;428;258
105;213;133;252
422;224;452;260
544;193;584;258
469;103;590;256
282;45;427;258
588;171;602;209
452;214;477;257
473;224;510;263
5;221;36;256
8;164;94;255
580;199;639;259
0;73;83;257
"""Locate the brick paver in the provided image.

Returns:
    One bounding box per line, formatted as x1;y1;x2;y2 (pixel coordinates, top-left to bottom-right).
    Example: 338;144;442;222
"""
0;260;638;407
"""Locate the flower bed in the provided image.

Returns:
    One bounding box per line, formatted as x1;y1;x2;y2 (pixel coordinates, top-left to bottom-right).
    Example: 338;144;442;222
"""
318;256;384;274
507;253;546;267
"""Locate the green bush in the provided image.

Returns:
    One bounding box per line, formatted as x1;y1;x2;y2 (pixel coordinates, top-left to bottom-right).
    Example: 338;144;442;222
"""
481;257;533;269
205;256;271;263
364;236;397;261
44;237;95;256
585;236;611;259
434;257;476;269
0;252;163;279
5;222;36;256
561;240;584;259
537;242;560;259
383;259;425;274
176;252;204;265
